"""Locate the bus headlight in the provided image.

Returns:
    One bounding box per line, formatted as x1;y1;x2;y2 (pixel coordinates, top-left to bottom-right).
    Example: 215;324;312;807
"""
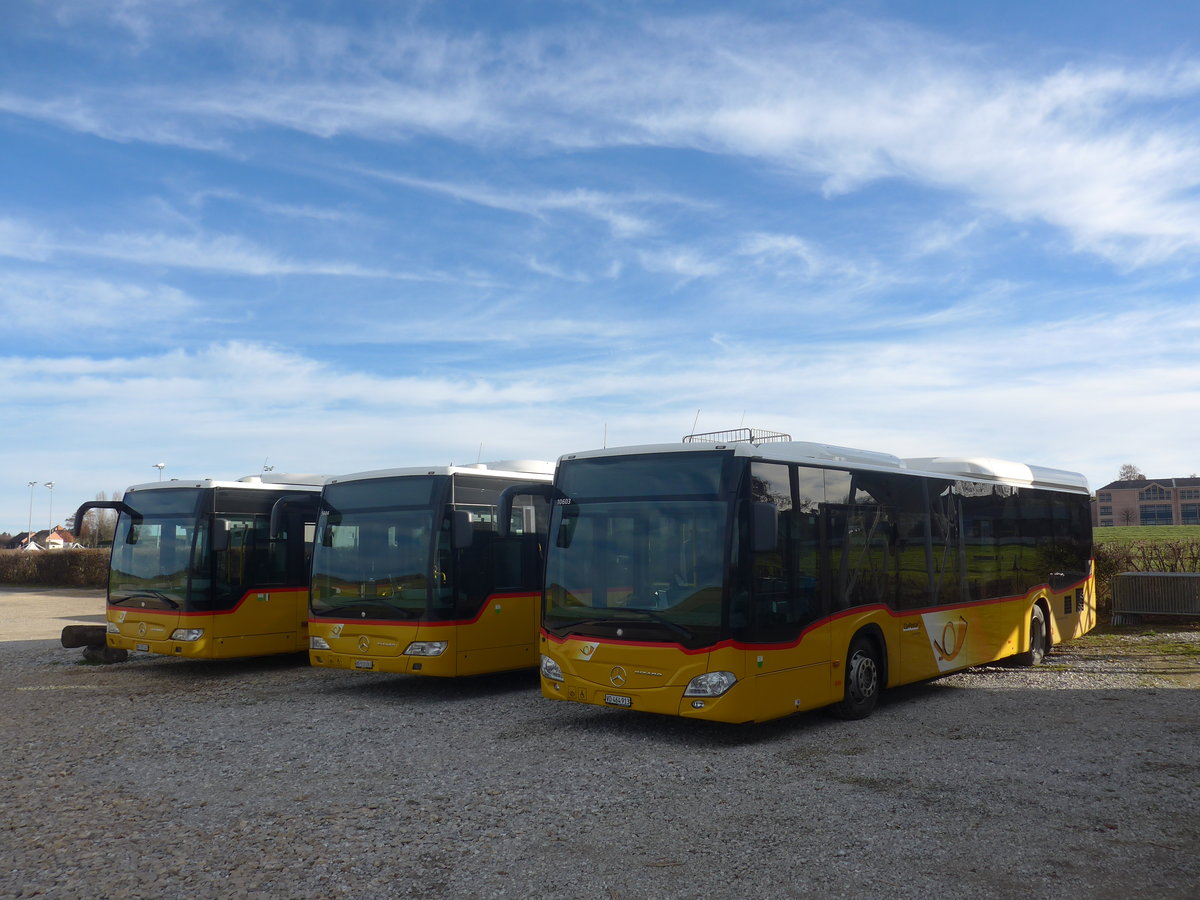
106;623;119;634
404;641;448;657
310;636;331;650
170;628;204;642
683;671;737;697
540;654;564;682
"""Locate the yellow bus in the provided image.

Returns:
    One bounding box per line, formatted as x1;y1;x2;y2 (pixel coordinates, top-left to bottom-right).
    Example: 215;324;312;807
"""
508;430;1094;724
76;474;326;659
307;461;553;676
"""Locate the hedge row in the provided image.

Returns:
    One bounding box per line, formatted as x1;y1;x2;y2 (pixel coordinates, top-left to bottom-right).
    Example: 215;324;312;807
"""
0;549;109;588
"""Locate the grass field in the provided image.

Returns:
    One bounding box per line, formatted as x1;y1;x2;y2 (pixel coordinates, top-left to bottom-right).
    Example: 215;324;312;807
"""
1092;525;1200;545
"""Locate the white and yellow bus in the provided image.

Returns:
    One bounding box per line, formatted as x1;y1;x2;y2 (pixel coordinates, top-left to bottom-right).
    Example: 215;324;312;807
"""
76;474;326;660
307;461;554;676
508;430;1094;724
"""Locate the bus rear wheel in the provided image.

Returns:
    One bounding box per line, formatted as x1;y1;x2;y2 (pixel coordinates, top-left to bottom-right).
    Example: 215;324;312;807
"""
830;636;881;720
1016;605;1048;667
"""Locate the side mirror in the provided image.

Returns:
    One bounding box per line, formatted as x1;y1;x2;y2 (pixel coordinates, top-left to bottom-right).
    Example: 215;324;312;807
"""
452;510;474;549
555;505;578;549
74;500;141;545
212;518;231;552
496;482;560;537
752;502;778;553
269;493;320;540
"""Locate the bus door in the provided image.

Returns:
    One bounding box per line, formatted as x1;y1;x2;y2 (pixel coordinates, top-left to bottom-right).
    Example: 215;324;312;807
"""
211;514;293;640
747;463;832;716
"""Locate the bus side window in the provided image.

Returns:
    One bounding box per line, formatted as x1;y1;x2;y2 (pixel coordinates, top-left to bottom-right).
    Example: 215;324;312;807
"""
212;516;256;608
750;462;824;640
496;494;549;591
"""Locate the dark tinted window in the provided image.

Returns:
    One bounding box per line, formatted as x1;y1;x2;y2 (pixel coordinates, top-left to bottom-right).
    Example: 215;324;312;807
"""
558;453;730;499
747;463;822;641
324;476;438;511
123;488;203;517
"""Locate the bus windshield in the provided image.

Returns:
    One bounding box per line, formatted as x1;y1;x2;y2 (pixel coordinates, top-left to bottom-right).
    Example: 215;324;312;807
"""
544;453;733;647
109;488;205;610
309;477;440;621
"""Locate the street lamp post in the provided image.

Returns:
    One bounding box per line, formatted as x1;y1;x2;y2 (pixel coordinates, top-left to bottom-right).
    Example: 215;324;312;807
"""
44;482;55;533
153;462;166;481
26;481;36;548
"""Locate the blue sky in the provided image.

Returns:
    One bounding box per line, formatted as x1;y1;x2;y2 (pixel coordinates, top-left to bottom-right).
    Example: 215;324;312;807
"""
3;0;1200;533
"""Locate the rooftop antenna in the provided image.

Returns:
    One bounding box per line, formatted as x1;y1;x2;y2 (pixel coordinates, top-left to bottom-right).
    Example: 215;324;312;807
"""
603;423;607;449
690;408;701;435
738;410;746;428
476;442;483;464
262;457;274;473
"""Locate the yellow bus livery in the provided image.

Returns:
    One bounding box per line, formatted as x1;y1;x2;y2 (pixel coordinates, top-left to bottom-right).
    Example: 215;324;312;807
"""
76;474;326;660
522;430;1094;724
308;461;553;677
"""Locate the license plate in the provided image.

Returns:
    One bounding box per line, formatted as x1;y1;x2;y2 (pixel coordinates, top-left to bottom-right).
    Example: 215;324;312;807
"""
136;643;149;652
604;694;632;708
354;659;374;669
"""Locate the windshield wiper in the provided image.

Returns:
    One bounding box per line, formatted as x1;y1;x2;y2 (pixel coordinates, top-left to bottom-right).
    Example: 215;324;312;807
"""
314;600;422;619
608;608;694;640
555;609;693;641
111;590;180;609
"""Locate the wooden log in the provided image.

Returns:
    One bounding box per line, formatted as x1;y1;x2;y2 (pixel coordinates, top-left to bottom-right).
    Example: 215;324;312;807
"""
61;624;107;648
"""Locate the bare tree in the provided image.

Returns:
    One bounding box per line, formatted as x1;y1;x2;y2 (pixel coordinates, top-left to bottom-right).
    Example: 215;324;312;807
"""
78;491;119;547
1118;464;1145;482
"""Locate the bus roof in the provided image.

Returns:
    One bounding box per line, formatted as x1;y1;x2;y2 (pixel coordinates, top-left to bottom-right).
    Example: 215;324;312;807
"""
558;442;1089;494
326;460;556;486
123;474;329;493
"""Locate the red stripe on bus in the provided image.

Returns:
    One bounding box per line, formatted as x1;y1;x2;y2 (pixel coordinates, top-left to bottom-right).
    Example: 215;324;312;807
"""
541;577;1093;654
108;586;307;618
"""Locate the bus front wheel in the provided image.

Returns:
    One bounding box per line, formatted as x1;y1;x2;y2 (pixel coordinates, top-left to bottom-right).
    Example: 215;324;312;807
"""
1016;605;1048;667
830;635;881;720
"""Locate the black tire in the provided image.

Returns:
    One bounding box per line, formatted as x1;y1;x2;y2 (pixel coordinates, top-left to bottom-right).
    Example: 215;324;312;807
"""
82;644;128;664
1015;605;1048;666
829;635;881;720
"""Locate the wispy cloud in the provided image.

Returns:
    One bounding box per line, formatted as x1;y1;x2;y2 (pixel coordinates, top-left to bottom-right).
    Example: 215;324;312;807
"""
0;215;480;283
0;273;195;336
9;10;1196;266
4;3;1200;530
352;168;667;239
637;246;723;281
187;188;368;224
8;310;1198;499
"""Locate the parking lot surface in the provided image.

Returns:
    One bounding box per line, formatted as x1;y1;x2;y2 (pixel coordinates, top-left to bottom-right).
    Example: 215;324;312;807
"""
2;590;1198;899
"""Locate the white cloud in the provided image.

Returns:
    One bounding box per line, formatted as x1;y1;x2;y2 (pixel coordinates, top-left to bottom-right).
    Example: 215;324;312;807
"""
737;232;846;279
0;218;55;262
0;215;474;283
0;91;229;152
0;273;195;335
637;247;723;280
188;188;367;224
9;11;1191;266
3;304;1200;528
352;168;665;239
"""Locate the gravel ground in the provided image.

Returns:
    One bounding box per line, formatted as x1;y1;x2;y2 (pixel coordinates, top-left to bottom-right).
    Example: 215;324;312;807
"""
2;605;1198;899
